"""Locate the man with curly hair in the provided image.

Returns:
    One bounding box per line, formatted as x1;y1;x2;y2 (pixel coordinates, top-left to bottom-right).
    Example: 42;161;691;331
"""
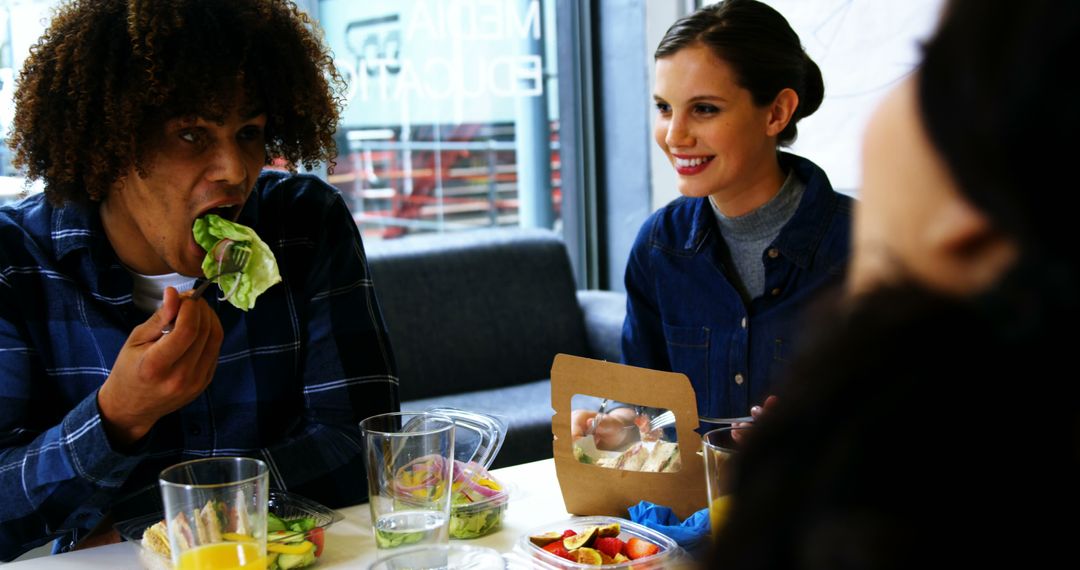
0;0;399;559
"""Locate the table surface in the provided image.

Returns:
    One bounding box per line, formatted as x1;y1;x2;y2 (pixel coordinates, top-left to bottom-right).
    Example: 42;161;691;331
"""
7;459;573;568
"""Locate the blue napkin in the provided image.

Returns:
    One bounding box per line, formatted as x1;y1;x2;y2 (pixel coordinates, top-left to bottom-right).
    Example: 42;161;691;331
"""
627;500;710;551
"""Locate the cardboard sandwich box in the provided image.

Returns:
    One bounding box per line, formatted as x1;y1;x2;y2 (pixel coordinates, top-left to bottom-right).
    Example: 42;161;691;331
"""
550;354;708;520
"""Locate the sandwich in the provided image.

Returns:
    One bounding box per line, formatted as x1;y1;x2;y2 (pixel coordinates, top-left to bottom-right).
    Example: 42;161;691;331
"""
596;441;681;473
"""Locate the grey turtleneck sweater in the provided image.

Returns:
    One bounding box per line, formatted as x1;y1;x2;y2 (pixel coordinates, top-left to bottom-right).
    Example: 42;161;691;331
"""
709;169;805;304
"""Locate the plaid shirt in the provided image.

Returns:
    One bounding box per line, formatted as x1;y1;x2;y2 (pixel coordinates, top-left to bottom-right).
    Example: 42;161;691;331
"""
0;172;399;560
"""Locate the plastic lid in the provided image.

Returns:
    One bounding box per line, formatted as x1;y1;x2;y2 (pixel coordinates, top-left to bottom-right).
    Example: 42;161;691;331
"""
422;407;507;470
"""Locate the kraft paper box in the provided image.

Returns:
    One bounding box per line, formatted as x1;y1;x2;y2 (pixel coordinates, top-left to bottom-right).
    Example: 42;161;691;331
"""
550;354;707;520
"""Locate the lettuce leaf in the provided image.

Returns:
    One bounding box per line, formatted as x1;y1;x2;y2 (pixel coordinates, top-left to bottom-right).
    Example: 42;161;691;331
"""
192;214;281;311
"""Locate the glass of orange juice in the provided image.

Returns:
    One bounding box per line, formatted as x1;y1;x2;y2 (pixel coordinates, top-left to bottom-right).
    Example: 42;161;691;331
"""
702;426;745;539
160;457;269;569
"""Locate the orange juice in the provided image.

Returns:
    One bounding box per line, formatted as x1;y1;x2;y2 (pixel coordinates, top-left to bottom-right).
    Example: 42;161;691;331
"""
177;542;266;570
710;495;731;537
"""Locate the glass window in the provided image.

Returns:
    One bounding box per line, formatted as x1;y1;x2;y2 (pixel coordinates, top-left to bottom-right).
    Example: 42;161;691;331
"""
0;0;565;245
1;0;55;205
318;0;562;241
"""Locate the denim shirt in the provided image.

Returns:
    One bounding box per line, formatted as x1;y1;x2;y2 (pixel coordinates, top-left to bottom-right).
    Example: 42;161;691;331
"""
0;172;399;560
622;154;853;419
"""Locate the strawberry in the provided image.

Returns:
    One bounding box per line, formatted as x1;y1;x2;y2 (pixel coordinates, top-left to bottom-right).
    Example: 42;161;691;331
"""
624;537;660;560
543;541;573;560
593;536;624;558
561;529;577;538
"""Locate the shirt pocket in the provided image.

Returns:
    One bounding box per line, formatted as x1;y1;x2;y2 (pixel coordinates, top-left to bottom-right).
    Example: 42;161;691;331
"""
662;323;710;404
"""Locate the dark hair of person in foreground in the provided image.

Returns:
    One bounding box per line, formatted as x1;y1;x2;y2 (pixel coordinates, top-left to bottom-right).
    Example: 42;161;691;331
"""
709;0;1079;567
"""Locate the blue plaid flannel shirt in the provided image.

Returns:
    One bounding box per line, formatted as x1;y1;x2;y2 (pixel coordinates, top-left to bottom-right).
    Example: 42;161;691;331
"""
0;171;399;560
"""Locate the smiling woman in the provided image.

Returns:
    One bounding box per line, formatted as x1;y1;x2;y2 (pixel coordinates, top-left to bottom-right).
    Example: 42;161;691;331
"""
616;0;852;425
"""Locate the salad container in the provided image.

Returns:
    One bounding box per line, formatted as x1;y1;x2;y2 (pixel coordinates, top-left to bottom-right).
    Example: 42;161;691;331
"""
516;516;681;569
407;407;512;540
115;489;343;570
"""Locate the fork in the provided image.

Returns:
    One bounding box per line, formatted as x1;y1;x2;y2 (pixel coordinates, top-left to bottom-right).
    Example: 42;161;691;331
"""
160;241;251;334
584;398;610;438
648;410;755;431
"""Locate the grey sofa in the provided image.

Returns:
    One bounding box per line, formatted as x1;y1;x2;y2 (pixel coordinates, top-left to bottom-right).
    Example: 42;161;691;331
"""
366;228;625;468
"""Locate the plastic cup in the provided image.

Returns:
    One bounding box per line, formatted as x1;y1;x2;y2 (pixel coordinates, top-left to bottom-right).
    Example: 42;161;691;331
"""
702;426;745;538
159;456;269;570
361;411;456;555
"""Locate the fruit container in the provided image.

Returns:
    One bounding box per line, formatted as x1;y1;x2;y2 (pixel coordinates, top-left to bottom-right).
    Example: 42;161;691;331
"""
516;516;681;569
114;489;343;570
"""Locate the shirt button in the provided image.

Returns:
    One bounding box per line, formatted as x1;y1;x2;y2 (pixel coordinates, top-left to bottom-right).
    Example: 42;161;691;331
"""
734;373;744;385
740;317;747;329
771;287;781;296
767;248;780;259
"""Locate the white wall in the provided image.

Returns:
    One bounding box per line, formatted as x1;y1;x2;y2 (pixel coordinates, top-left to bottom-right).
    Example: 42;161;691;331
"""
647;0;945;211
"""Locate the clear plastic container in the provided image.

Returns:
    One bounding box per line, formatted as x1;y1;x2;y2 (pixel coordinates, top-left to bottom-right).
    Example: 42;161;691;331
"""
516;516;681;569
414;407;511;540
115;489;343;570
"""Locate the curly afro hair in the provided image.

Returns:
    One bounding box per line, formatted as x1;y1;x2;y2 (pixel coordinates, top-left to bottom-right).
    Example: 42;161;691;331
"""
8;0;344;206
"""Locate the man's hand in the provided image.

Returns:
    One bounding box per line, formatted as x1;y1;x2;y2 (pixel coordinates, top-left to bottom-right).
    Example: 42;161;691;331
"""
570;407;637;450
97;287;224;447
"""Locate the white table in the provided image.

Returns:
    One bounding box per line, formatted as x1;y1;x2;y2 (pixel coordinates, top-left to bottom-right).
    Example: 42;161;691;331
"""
7;459;571;568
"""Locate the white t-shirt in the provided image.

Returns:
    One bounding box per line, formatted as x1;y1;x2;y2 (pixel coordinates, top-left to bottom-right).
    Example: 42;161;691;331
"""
129;271;197;314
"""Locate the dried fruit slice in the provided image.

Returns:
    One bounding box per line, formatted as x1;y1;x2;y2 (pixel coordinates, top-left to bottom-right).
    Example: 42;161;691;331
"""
595;522;621;537
563;526;597;550
573;547;604;565
529;531;564;547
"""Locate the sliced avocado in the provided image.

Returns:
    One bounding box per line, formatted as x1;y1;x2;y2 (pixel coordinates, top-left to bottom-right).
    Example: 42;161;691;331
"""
595;522;621;537
573;547;604;565
269;530;307;544
529;531;565;547
267;552;280;570
277;548;317;569
563;526;597;550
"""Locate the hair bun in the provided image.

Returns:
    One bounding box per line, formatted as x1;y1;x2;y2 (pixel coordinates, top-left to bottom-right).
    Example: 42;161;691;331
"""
797;52;825;120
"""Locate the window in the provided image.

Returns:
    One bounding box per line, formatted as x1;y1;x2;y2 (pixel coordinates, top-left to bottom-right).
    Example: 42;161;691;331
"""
0;0;54;203
0;0;567;249
318;0;562;241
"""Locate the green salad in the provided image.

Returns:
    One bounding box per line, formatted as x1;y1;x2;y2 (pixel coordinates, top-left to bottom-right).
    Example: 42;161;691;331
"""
266;512;325;570
449;460;508;539
192;214;281;310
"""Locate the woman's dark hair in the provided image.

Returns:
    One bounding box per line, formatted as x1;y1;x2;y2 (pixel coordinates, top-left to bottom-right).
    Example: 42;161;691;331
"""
655;0;823;146
920;0;1078;261
710;284;1075;569
918;0;1078;337
8;0;345;206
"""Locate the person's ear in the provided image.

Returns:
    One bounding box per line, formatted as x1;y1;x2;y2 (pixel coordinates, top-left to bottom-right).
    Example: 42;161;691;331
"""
925;197;1018;293
764;88;799;137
